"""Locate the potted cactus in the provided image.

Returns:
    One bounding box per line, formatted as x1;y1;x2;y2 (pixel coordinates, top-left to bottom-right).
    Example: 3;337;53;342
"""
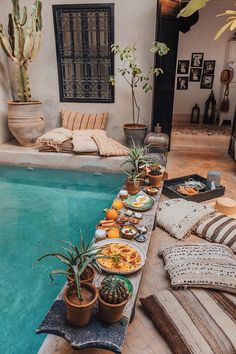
147;163;164;187
37;240;105;327
98;276;130;323
0;0;45;146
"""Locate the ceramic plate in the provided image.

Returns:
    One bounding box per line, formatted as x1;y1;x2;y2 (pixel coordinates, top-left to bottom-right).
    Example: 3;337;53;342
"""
96;238;146;275
124;194;154;211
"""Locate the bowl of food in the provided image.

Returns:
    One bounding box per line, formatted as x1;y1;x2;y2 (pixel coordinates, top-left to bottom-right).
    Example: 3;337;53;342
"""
120;225;138;240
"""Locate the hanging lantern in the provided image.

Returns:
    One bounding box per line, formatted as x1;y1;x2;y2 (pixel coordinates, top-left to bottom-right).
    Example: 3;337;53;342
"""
191;104;200;124
203;90;217;124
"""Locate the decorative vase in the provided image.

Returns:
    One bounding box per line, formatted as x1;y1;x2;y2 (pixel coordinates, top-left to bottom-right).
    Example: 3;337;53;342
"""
144;124;169;154
123;123;147;146
64;282;98;327
98;295;128;323
148;173;163;187
8;101;45;147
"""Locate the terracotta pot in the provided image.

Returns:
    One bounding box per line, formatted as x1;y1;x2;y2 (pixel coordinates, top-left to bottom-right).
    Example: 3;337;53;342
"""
64;282;98;327
148;173;163;187
67;265;96;286
126;179;141;195
98;295;128;323
8;100;45;147
123;123;147;147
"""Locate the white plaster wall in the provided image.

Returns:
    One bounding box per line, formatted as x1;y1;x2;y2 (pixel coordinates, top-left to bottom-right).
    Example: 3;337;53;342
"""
0;0;157;142
173;0;235;123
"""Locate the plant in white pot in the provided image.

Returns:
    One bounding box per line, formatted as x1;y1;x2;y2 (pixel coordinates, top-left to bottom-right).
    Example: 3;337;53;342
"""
0;0;45;146
110;40;169;146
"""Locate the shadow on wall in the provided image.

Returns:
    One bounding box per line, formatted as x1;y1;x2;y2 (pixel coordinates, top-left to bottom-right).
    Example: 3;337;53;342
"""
0;54;12;143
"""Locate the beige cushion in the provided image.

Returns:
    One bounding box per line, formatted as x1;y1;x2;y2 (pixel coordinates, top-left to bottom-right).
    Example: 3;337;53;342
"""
159;243;236;294
194;213;236;253
92;135;129;156
141;288;236;354
62;109;108;130
157;199;215;239
72;130;105;153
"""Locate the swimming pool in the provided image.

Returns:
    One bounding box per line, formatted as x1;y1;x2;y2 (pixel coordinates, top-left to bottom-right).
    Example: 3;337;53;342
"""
0;166;123;354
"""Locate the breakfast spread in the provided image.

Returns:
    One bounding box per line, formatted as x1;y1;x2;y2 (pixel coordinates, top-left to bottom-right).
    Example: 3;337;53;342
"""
98;243;142;273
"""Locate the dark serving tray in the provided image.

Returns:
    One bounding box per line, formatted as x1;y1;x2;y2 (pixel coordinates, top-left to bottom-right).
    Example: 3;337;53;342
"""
163;174;225;202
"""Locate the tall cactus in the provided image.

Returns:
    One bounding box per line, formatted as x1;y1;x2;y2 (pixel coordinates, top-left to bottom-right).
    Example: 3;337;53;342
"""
0;0;42;102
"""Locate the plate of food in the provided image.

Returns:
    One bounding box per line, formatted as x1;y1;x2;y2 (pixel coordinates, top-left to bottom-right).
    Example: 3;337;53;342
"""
124;194;154;211
176;185;199;196
96;239;146;275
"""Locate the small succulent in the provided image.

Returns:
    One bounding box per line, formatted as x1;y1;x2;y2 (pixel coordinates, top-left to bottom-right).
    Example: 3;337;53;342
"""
99;276;129;304
149;163;163;176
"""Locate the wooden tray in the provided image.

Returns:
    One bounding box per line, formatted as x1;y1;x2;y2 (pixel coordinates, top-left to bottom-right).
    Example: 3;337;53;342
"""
163;174;225;202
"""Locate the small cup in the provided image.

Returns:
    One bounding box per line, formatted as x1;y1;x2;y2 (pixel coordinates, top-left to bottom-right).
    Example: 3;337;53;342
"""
119;190;129;200
95;229;106;242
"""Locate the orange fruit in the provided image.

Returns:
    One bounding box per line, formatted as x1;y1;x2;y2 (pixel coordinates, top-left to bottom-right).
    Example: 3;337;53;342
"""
107;228;120;238
112;199;124;211
106;208;119;221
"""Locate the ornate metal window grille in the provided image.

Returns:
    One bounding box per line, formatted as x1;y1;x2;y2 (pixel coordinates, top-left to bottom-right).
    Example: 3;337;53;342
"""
53;4;114;103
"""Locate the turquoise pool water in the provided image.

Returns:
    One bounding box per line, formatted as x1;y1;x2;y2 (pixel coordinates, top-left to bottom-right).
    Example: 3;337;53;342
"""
0;166;123;354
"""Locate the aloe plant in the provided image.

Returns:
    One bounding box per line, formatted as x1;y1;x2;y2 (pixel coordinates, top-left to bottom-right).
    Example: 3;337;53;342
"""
0;0;42;102
122;139;153;176
37;239;104;302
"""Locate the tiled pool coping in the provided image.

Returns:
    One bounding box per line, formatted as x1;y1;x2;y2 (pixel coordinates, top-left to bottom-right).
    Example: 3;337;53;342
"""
0;140;124;173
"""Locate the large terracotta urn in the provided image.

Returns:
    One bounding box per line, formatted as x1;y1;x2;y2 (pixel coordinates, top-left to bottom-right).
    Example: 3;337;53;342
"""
8;101;45;147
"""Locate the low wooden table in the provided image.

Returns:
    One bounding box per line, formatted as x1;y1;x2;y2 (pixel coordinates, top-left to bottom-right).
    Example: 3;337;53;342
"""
36;188;162;353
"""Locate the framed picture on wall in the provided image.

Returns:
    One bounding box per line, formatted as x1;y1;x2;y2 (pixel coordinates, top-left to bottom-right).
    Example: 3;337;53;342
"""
177;76;188;90
177;60;190;74
191;53;204;67
201;75;214;89
203;60;215;75
189;68;202;82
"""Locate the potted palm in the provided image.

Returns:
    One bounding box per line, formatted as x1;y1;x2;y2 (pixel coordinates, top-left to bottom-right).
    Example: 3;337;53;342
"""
110;40;169;146
124;169;142;195
37;239;104;327
0;0;45;146
147;163;164;187
98;276;130;323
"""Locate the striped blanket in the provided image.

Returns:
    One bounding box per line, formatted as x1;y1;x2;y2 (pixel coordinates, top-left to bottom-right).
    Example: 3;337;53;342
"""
141;288;236;354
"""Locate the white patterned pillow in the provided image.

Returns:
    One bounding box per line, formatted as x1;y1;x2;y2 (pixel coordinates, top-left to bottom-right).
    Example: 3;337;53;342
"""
159;243;236;294
194;213;236;253
157;199;214;239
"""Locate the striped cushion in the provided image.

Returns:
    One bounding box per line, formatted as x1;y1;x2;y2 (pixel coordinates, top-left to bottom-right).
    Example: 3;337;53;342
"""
195;213;236;253
92;135;129;156
140;289;236;354
61;110;108;130
159;244;236;294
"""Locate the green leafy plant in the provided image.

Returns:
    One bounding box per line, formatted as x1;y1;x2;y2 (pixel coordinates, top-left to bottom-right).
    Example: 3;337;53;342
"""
177;0;236;39
124;169;142;184
37;239;104;302
110;40;169;125
122;139;153;175
0;0;42;102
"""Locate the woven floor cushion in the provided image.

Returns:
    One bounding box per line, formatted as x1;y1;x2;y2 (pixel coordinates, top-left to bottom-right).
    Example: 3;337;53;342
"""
194;213;236;253
62;109;108;130
159;243;236;294
157;199;214;239
140;288;236;354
